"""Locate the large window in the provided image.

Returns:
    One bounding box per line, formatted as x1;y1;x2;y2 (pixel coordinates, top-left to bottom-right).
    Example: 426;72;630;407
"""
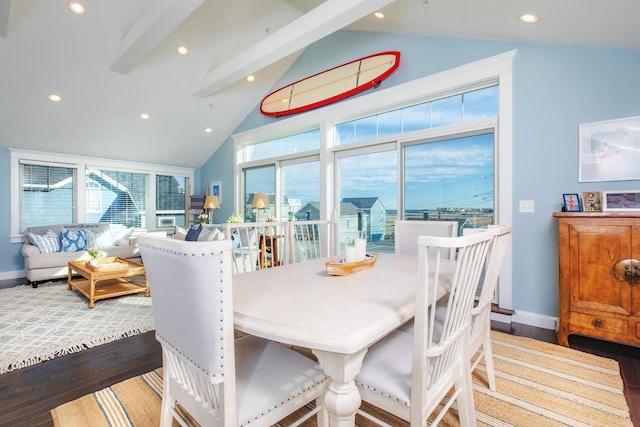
232;51;514;309
10;150;194;242
86;169;147;227
337;147;397;253
19;162;77;229
403;131;495;226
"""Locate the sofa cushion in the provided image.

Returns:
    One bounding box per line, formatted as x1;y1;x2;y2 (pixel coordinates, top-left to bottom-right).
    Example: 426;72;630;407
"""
28;230;61;254
173;226;187;241
84;228;111;249
60;228;87;252
110;227;134;246
198;226;224;241
185;224;202;241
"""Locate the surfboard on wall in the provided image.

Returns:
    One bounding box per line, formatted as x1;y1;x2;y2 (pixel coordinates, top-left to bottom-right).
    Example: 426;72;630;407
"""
260;51;400;117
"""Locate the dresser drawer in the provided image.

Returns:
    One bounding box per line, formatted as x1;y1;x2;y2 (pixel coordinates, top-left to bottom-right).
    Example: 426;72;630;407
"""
570;311;628;337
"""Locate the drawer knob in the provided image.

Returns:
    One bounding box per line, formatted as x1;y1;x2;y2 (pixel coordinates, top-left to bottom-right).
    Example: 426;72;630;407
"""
592;318;602;328
613;259;640;284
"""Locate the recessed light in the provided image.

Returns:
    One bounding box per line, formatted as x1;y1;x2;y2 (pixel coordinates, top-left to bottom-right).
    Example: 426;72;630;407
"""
140;113;150;120
205;128;212;133
374;11;385;19
47;94;62;103
68;2;86;15
519;14;539;24
246;75;255;82
177;46;189;55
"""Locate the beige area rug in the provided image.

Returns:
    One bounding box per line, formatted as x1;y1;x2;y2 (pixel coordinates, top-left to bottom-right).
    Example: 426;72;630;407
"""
51;331;632;427
0;280;153;374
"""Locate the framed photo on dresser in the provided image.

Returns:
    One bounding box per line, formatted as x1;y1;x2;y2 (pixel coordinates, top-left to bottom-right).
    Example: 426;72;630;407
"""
581;191;602;211
562;193;581;212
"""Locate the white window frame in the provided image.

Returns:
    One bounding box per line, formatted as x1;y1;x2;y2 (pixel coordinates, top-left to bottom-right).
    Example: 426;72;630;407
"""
10;148;194;243
232;50;515;310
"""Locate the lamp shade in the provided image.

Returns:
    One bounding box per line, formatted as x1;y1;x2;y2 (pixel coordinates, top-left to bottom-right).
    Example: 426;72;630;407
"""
203;195;220;210
251;193;269;210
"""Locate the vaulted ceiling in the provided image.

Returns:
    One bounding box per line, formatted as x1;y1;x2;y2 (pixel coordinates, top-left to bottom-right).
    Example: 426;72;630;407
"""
1;0;638;167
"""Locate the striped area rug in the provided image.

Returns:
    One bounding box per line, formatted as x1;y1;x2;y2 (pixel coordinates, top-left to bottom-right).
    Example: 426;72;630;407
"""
51;331;632;426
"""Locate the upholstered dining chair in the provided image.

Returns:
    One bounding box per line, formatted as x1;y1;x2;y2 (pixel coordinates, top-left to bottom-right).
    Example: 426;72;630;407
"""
356;232;492;427
394;219;458;259
138;234;328;427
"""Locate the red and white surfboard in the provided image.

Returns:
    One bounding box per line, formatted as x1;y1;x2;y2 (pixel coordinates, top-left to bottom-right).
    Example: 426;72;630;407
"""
260;51;400;117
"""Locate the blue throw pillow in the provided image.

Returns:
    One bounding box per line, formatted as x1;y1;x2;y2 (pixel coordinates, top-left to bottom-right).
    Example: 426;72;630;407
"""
185;224;202;241
60;228;87;252
28;230;61;254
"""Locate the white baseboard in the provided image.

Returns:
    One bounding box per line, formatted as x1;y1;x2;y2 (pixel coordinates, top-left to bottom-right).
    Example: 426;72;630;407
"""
491;310;558;331
0;270;26;281
511;310;558;331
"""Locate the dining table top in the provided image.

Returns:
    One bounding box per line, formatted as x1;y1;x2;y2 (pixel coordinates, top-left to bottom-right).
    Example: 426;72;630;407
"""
232;252;453;355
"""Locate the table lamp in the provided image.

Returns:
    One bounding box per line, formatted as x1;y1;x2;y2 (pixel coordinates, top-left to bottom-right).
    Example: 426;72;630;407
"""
251;193;269;222
203;195;220;224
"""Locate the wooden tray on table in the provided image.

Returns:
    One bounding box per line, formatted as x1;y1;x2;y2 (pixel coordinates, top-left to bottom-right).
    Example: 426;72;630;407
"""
326;253;377;276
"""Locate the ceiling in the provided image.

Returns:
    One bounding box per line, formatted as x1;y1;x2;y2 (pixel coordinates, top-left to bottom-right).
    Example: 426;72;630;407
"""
1;0;638;168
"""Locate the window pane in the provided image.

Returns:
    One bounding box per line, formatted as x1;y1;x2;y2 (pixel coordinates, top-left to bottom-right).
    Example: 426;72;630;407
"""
402;103;430;133
20;163;77;230
282;161;319;221
431;94;462;127
377;110;402;138
463;85;499;120
335;121;355;145
354;116;377;142
156;175;188;227
244;166;275;222
403;132;494;229
86;169;147;228
339;150;397;254
244;129;319;161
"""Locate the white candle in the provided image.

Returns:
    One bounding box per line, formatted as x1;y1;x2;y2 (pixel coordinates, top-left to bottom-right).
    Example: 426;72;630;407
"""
345;245;357;263
355;238;367;261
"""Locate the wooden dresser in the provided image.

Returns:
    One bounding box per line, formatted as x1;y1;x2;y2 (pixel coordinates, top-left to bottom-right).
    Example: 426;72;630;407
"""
553;212;640;347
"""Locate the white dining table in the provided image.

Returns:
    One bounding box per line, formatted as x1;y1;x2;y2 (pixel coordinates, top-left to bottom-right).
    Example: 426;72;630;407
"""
232;252;454;427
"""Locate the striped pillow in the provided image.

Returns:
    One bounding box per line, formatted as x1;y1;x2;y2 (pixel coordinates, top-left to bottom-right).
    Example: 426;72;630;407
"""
28;230;61;254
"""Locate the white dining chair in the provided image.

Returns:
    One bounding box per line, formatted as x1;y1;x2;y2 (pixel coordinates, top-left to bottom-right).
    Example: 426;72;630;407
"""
222;223;261;273
287;220;334;263
402;225;512;392
461;225;512;391
138;234;328;427
394;219;458;259
356;232;492;427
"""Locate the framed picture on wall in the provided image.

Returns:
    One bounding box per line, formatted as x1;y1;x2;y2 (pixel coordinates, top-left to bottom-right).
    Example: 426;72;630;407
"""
578;116;640;182
602;191;640;212
581;191;602;212
562;193;581;212
209;181;222;201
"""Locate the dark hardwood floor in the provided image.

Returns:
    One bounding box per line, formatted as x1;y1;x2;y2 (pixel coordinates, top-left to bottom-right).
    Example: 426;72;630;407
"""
0;279;638;426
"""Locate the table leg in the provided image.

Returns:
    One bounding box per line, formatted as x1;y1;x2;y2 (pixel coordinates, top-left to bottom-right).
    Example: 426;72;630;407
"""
89;279;96;308
144;274;150;297
67;267;72;290
312;348;367;427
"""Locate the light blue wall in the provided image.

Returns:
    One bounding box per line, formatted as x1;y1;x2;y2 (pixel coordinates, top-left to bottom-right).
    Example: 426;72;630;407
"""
200;30;640;319
2;29;639;321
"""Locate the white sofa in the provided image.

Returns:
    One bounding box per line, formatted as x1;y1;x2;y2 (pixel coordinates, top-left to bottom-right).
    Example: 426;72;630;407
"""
21;223;141;287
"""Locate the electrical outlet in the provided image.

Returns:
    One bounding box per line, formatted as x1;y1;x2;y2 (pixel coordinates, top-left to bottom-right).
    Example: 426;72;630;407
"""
519;200;535;213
